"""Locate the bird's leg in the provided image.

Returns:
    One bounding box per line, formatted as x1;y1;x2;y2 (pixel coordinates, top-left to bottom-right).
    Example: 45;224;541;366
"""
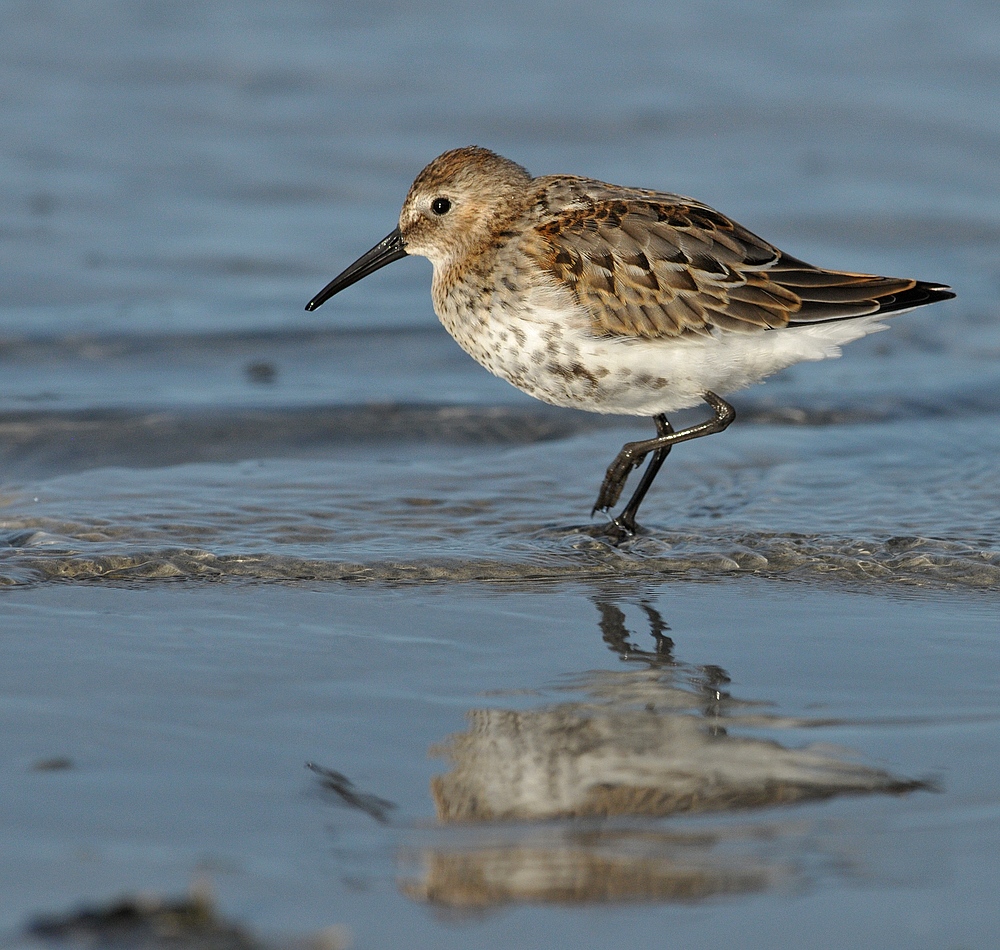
591;417;675;519
607;415;675;535
593;391;736;533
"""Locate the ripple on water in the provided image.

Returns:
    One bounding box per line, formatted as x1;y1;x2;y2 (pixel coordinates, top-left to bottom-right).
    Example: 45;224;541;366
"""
1;524;998;590
1;404;997;590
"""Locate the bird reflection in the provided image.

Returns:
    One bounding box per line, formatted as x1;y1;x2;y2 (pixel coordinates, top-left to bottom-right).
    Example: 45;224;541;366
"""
400;596;927;910
596;599;675;663
596;599;731;719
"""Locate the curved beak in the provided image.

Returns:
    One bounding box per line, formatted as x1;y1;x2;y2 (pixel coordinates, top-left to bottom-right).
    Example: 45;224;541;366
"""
305;227;408;311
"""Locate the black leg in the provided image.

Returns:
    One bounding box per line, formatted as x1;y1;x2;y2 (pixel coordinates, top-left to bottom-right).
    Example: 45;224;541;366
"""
593;391;736;535
609;415;674;535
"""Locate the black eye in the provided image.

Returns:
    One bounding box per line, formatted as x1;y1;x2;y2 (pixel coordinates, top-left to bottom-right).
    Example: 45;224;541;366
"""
431;196;451;215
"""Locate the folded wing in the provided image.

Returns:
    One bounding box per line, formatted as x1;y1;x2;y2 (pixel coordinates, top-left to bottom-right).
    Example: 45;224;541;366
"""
525;197;953;339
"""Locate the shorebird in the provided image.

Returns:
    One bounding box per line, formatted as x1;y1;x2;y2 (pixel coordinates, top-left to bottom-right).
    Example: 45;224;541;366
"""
306;147;954;536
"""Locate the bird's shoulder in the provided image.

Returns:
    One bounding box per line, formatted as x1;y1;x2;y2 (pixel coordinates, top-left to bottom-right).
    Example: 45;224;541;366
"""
512;176;796;338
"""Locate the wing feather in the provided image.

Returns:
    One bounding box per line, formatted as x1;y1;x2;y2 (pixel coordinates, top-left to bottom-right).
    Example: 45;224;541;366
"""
521;191;945;338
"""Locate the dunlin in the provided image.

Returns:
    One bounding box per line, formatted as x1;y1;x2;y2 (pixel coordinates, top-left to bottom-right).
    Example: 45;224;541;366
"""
306;147;954;536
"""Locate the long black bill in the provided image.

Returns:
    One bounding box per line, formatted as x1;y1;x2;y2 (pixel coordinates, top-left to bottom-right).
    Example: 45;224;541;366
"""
305;227;408;311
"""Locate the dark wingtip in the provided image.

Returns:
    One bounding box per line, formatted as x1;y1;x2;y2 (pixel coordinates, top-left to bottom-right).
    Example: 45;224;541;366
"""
881;281;956;315
920;283;956;304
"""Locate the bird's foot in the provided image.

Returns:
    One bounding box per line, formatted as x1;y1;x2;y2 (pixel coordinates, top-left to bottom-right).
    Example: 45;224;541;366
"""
591;448;643;515
596;515;638;544
578;515;639;545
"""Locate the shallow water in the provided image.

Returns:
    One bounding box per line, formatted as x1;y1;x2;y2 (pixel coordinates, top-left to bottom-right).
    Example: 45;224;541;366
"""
2;1;1000;948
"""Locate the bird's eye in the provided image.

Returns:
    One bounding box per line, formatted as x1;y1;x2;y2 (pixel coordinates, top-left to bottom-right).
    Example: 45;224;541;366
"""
431;196;451;216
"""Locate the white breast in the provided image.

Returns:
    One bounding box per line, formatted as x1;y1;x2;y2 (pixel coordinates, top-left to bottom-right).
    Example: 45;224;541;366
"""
435;275;889;417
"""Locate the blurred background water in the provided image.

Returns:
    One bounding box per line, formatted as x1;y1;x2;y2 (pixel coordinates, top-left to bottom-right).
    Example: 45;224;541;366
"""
2;1;999;948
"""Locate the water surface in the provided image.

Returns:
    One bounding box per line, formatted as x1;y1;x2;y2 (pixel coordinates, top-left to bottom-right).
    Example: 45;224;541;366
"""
2;1;999;948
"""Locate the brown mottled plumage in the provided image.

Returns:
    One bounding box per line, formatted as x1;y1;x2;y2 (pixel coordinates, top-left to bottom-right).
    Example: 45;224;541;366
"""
527;196;922;337
306;147;955;536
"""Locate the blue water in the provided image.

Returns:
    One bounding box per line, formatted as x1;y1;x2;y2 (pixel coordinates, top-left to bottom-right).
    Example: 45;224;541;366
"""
2;1;999;948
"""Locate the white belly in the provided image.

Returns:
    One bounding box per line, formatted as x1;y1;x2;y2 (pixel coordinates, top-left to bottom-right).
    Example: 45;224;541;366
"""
437;293;889;416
